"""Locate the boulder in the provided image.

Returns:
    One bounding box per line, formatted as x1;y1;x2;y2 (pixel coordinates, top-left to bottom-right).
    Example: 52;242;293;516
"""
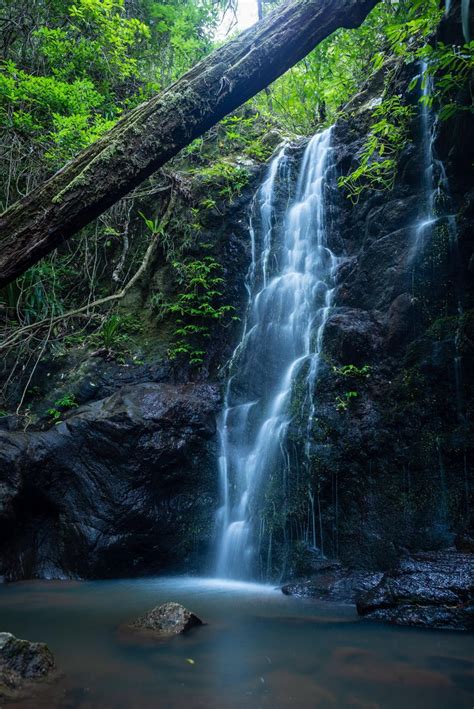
0;632;56;701
356;552;474;630
323;307;385;365
0;382;220;580
127;602;203;638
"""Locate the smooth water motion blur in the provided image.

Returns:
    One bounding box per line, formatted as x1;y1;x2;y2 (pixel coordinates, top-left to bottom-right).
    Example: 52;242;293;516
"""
215;128;338;580
413;61;464;424
412;61;458;257
2;577;473;709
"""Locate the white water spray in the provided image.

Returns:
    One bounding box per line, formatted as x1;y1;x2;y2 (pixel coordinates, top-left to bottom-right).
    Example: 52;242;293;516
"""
215;128;337;580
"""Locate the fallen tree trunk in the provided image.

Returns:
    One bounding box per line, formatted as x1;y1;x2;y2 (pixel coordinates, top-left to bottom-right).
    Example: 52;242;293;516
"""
0;0;378;288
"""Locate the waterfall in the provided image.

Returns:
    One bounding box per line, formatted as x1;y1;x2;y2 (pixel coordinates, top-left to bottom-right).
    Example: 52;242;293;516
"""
411;61;468;523
215;128;337;581
412;62;444;254
412;61;465;415
412;61;459;257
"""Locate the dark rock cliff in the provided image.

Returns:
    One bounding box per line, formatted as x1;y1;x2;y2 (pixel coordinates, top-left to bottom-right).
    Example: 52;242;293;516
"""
0;383;219;580
303;75;473;570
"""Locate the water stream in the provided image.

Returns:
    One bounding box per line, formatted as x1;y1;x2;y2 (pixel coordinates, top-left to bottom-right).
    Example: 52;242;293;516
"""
411;61;468;524
215;128;338;580
1;578;473;708
411;62;457;256
415;64;465;366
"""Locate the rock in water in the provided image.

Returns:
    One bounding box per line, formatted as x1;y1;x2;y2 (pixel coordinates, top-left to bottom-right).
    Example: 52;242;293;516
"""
0;632;56;701
282;566;383;603
356;552;474;630
128;602;203;637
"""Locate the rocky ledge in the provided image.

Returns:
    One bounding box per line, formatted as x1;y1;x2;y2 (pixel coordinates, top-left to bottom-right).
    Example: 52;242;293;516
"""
356;552;474;630
0;632;57;702
281;560;383;603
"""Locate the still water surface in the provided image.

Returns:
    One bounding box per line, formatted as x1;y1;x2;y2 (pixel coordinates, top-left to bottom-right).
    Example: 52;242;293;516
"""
0;576;473;708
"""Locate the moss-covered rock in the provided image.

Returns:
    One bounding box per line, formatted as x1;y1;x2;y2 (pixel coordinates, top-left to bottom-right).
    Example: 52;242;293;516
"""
0;632;56;702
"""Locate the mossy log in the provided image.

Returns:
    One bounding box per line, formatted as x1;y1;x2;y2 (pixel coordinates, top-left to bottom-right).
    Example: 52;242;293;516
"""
0;0;378;287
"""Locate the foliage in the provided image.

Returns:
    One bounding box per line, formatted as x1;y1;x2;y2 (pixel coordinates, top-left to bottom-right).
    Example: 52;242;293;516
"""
0;0;150;192
162;257;236;364
46;393;78;423
0;0;472;408
335;391;359;412
100;315;122;349
2;259;81;324
35;0;150;85
376;1;472;120
219;114;275;162
375;1;442;62
0;0;226;203
84;313;142;356
0;0;232;409
338;94;415;203
416;41;474;120
200;198;218;210
252;0;440;132
139;211;165;237
333;363;370;411
332;364;372;378
197;160;250;202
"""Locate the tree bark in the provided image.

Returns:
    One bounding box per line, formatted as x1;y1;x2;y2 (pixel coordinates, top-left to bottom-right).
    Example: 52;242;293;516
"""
0;0;378;288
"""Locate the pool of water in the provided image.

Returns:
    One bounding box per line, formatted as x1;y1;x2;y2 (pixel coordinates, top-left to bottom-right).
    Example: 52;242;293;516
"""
0;576;473;707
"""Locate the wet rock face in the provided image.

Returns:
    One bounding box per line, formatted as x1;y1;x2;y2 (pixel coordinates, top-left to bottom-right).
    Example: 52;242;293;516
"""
0;632;56;701
128;602;203;637
356;552;474;630
0;382;220;580
288;80;474;571
281;563;383;603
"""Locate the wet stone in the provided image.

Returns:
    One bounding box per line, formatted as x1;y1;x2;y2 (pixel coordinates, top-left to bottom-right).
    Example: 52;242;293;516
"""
126;602;203;638
356;552;474;630
0;632;56;702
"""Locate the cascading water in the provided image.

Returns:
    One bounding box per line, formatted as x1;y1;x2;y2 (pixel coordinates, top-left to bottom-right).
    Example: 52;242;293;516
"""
411;61;468;525
412;62;464;413
215;128;337;580
412;62;460;263
412;62;451;255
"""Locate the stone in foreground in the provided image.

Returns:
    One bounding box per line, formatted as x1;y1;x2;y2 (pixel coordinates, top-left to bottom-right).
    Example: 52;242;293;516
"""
0;632;56;701
356;552;474;631
128;602;203;638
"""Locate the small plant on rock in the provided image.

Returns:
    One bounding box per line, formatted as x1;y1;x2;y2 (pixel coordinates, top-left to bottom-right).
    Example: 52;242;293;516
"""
338;95;415;203
100;315;121;349
335;391;359;412
332;364;372;378
46;394;78;423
